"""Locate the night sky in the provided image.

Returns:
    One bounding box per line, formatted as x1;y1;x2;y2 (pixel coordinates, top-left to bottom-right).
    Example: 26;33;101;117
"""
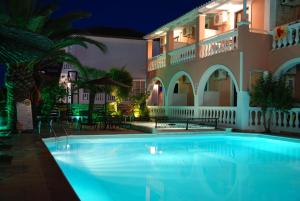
43;0;208;34
0;0;209;86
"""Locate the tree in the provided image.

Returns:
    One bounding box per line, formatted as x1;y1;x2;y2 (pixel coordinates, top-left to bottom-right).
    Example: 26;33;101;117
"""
0;0;107;131
73;67;132;123
72;67;106;123
108;67;133;102
251;73;294;132
39;81;66;118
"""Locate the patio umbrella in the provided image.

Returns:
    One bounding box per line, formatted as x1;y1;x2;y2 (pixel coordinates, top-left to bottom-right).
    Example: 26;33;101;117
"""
86;76;130;128
0;25;53;64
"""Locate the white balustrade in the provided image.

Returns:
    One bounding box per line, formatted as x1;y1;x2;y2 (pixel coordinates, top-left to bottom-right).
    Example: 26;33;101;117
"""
249;107;300;132
169;44;196;65
148;106;237;126
198;106;237;126
199;30;238;58
272;21;300;49
167;106;195;119
148;106;166;117
148;53;166;71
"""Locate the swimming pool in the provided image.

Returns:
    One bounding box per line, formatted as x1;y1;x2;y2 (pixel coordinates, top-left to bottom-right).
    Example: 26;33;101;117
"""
43;133;300;201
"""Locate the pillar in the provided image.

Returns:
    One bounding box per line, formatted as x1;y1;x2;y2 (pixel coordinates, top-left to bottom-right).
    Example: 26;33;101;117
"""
166;31;174;66
147;40;153;60
242;0;247;21
236;91;250;130
195;14;206;58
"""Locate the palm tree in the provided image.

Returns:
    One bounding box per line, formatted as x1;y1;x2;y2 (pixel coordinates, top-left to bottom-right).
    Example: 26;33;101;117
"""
0;0;107;131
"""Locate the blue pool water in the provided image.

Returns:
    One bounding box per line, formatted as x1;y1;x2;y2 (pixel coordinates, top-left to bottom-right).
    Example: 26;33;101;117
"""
44;133;300;201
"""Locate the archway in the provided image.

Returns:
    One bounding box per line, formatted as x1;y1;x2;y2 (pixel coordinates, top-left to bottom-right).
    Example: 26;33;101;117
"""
197;65;239;106
147;77;166;106
274;58;300;104
167;71;195;106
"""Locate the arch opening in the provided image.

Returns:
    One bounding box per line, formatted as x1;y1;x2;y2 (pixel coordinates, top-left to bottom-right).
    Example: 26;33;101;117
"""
167;72;195;106
277;63;300;105
198;65;239;107
147;78;165;106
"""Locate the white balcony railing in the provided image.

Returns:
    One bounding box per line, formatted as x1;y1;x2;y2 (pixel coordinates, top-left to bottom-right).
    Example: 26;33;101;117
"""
198;106;237;126
199;29;238;58
272;21;300;49
169;43;196;65
148;106;237;126
249;107;300;132
148;53;166;71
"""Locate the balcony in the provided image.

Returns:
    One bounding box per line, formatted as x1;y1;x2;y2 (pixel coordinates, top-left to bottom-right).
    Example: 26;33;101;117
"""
272;21;300;50
147;29;238;71
148;53;166;71
199;29;238;58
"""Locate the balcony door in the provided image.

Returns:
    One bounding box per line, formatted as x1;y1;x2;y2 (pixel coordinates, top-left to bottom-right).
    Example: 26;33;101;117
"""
235;8;249;28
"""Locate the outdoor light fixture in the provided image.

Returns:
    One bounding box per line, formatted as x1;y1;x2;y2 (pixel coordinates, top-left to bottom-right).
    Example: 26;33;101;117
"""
155;31;164;35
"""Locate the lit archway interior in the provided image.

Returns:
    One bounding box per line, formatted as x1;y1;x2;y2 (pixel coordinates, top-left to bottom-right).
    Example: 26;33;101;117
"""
169;75;194;106
148;80;164;106
203;69;237;106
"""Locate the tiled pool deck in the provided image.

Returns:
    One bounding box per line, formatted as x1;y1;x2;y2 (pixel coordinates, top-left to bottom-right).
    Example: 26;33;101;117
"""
0;128;143;201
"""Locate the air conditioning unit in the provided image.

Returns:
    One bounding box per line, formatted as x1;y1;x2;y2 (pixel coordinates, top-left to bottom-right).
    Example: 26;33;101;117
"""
214;12;228;26
183;26;194;37
281;0;300;6
213;70;228;80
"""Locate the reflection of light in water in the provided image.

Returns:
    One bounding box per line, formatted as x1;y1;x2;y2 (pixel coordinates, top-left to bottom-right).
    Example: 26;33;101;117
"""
149;146;156;155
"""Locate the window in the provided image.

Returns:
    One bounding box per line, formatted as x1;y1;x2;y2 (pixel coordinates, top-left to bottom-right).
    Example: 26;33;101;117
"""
82;93;89;100
174;83;179;94
131;80;146;96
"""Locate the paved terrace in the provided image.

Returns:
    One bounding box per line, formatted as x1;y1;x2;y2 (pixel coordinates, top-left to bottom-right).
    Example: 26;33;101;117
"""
0;128;143;201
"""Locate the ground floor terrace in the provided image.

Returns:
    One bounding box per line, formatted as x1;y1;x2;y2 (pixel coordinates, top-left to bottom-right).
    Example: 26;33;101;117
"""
147;52;300;134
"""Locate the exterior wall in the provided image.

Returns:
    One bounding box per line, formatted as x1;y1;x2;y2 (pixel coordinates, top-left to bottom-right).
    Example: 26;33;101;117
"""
251;0;266;30
208;76;231;106
60;35;158;104
68;36;147;79
268;45;300;74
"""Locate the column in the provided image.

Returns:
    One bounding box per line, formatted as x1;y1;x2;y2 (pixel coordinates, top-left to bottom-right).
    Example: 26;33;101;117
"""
242;0;247;21
236;91;250;130
165;31;174;66
195;14;206;58
147;40;153;71
147;40;153;59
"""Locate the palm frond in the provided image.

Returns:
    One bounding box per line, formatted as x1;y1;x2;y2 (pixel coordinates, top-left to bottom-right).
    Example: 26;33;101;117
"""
43;12;91;38
0;25;53;64
53;36;88;49
74;36;107;53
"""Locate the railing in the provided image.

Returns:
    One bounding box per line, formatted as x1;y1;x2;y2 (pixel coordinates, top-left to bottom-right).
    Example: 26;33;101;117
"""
148;106;237;126
148;53;166;71
249;107;300;132
167;106;195;119
272;21;300;49
148;106;167;117
198;106;237;126
169;43;196;65
199;29;238;58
